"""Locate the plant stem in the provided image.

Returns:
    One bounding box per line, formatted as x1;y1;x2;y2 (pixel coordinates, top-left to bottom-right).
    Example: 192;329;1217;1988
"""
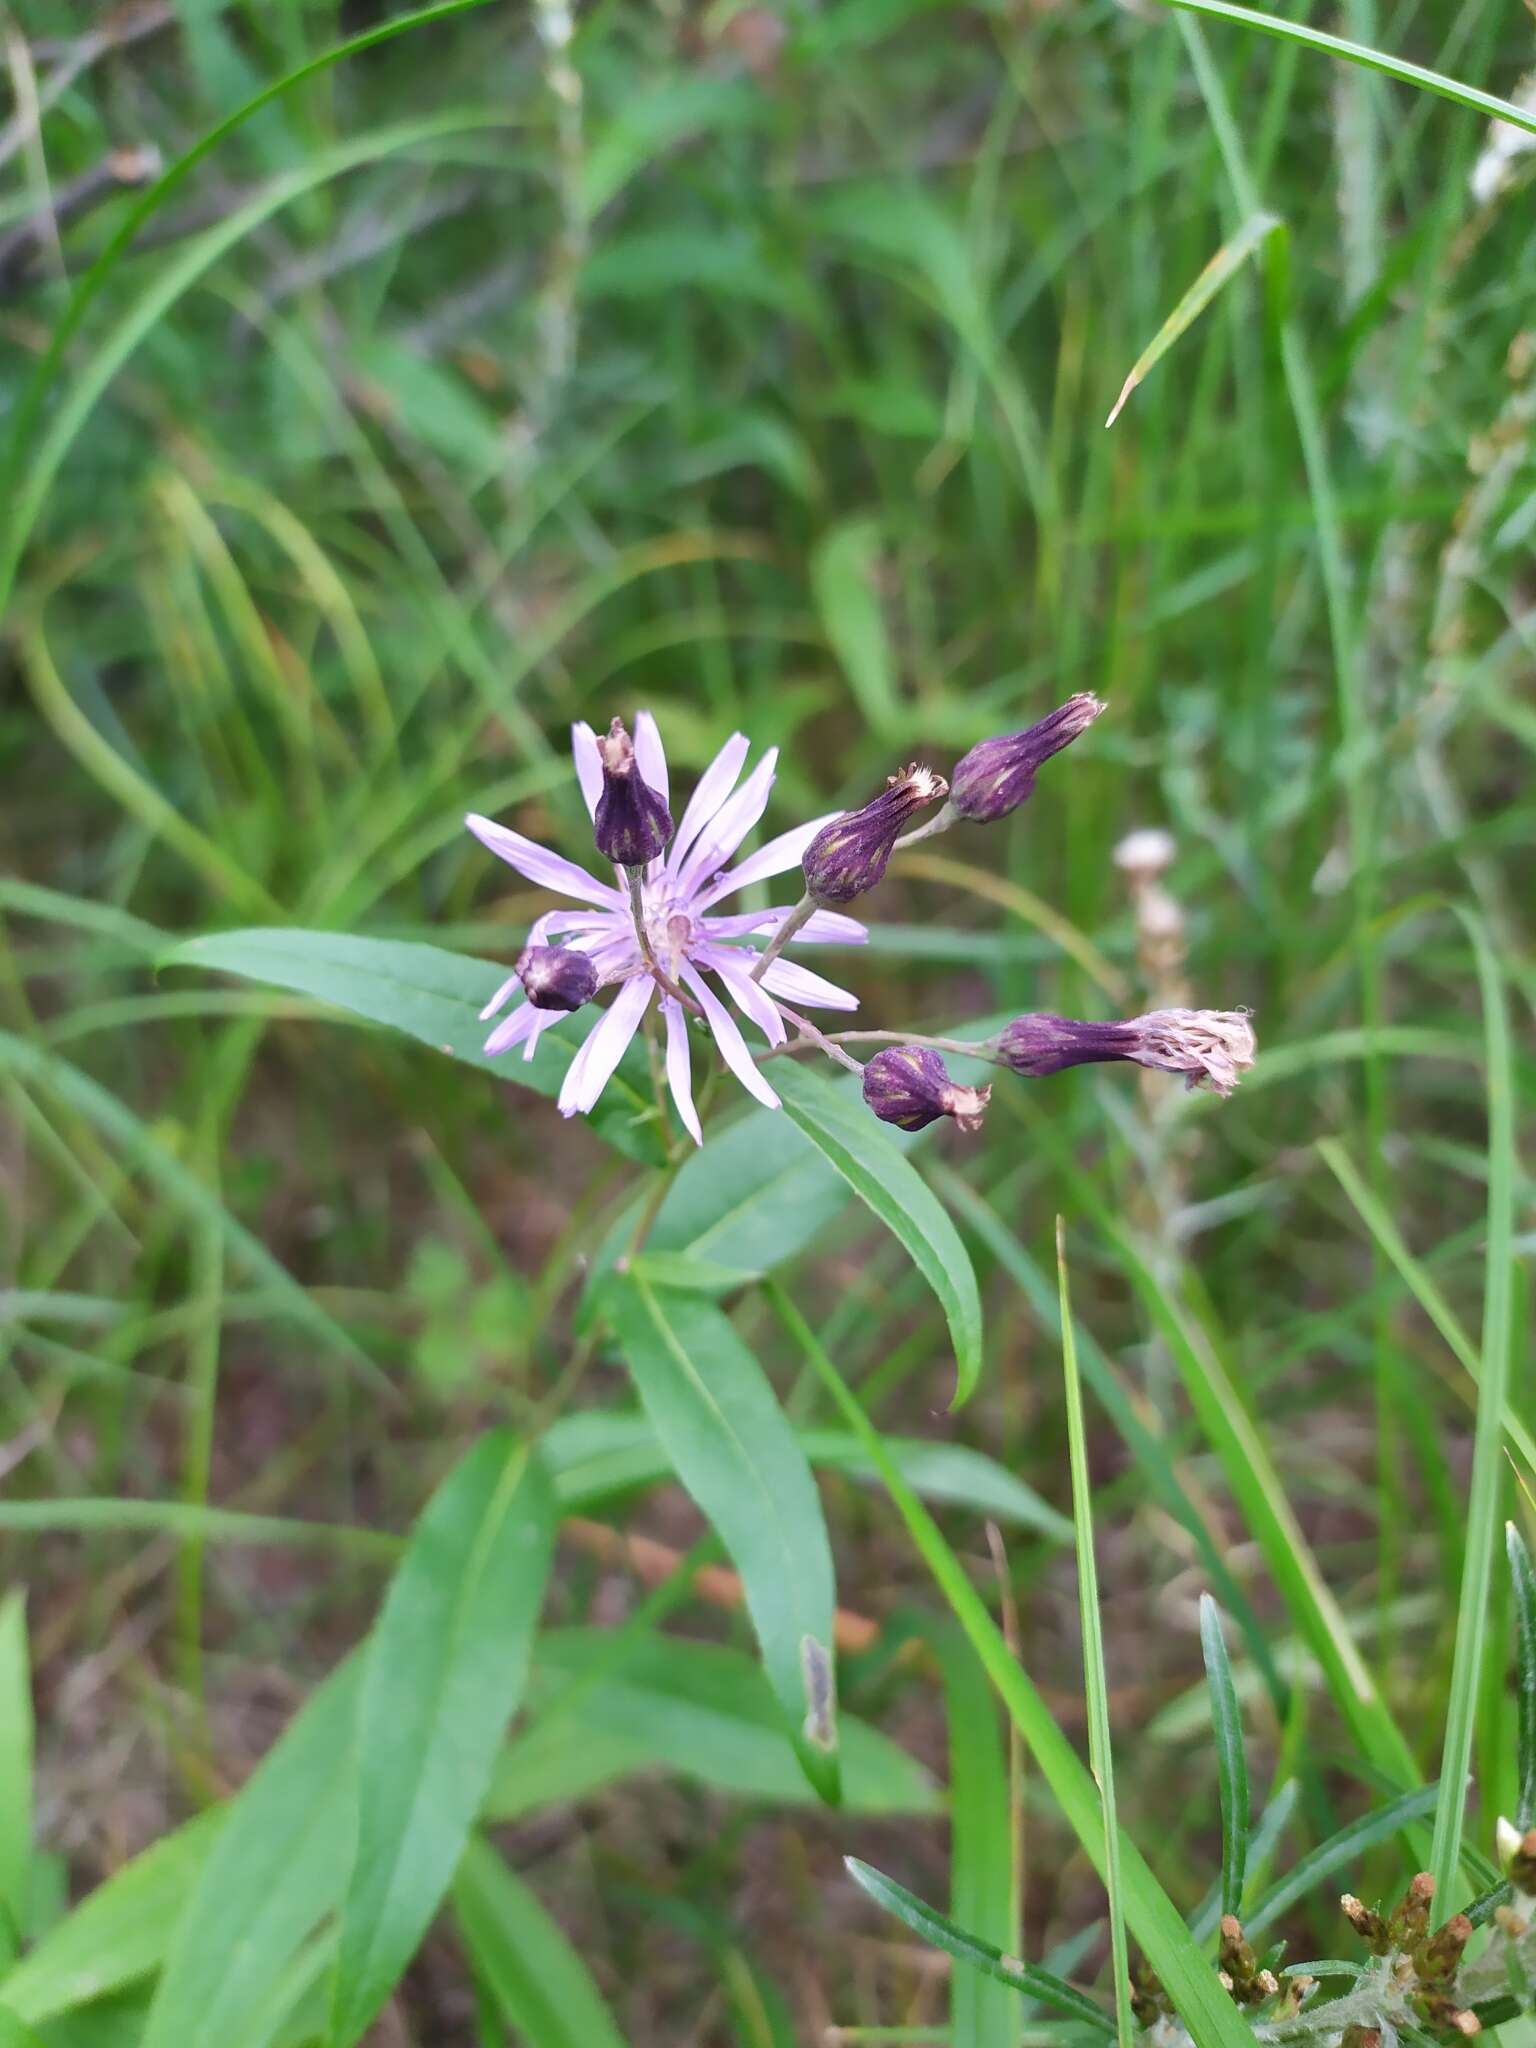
892;799;958;851
772;1000;865;1075
762;1027;999;1062
748;891;816;982
625;866;698;1011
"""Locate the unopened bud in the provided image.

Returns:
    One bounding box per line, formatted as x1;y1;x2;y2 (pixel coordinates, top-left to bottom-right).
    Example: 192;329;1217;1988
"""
1389;1873;1436;1952
1496;1817;1536;1895
1342;1894;1391;1954
802;765;947;904
861;1046;990;1134
1415;1913;1472;1984
949;694;1105;823
515;944;598;1013
1340;2025;1383;2048
593;717;673;866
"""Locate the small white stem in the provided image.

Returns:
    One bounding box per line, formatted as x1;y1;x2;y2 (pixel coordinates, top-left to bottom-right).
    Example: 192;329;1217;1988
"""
893;799;959;852
749;892;817;983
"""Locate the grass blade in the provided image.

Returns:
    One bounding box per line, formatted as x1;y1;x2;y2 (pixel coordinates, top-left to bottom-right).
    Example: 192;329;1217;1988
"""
601;1275;841;1802
1428;916;1515;1907
454;1836;626;2048
773;1061;983;1405
768;1284;1258;2048
1509;1525;1536;1829
1242;1784;1441;1936
1058;1226;1132;2048
330;1434;554;2047
844;1860;1113;2036
1199;1598;1250;1922
1106;212;1282;427
936;1631;1015;2048
1149;0;1536;138
0;1597;31;1971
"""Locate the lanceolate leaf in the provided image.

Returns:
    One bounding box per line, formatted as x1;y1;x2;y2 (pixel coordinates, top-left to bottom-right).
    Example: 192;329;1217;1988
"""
144;1659;362;2048
601;1275;841;1802
772;1061;983;1404
453;1837;626;2048
1199;1597;1250;1920
0;1596;32;1972
162;930;664;1164
330;1434;555;2047
1509;1524;1536;1829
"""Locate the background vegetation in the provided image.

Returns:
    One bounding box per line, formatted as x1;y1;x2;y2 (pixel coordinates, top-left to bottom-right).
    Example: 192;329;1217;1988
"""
0;0;1531;2042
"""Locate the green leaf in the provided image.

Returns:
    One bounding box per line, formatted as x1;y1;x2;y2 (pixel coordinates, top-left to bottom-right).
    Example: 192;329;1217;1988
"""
843;1861;1113;2035
144;1660;362;2048
626;1252;764;1296
1430;915;1516;1906
600;1276;841;1802
162;930;664;1165
1200;1598;1250;1922
773;1061;983;1405
1242;1784;1441;1937
0;1813;223;2027
0;1597;31;1968
810;517;901;734
1106;213;1283;426
485;1630;936;1819
542;1409;1070;1539
1509;1525;1536;1830
453;1836;627;2048
330;1434;554;2047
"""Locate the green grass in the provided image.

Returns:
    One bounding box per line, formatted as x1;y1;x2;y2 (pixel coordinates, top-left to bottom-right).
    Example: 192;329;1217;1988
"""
1;0;1532;2040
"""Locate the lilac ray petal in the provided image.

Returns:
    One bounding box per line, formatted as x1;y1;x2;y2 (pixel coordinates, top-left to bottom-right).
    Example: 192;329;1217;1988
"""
698;946;789;1047
633;709;668;801
557;973;654;1117
696;811;841;906
698;906;868;946
571;723;603;817
662;996;702;1146
668;732;750;872
759;956;860;1011
484;1001;545;1057
538;908;627;940
523;1009;562;1062
466;814;623;908
678;963;780;1110
674;748;778;894
480;970;523;1023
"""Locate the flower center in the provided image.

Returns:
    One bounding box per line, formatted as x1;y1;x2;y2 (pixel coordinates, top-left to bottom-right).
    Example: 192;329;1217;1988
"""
640;881;695;977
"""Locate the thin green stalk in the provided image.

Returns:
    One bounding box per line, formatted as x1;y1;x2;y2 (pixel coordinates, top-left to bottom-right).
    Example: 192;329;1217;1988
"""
1057;1225;1133;2048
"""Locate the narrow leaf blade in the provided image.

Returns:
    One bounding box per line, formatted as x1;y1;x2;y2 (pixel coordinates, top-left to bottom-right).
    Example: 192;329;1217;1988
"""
1199;1597;1250;1921
454;1836;626;2048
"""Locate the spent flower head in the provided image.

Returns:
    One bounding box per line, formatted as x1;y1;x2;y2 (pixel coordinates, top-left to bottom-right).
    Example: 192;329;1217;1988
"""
995;1008;1256;1096
950;693;1105;823
515;943;598;1013
802;764;947;904
861;1046;990;1133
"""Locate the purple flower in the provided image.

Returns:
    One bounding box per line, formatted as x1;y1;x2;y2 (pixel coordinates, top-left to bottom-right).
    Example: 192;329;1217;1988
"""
467;713;868;1140
995;1008;1256;1096
515;944;598;1013
862;1046;990;1133
594;716;673;866
950;694;1105;823
802;765;948;905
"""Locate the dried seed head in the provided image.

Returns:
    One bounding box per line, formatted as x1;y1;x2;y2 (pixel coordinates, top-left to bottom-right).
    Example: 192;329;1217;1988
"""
1113;826;1178;879
516;944;599;1013
949;693;1105;823
1123;1008;1256;1096
861;1046;990;1133
802;765;947;904
593;717;673;867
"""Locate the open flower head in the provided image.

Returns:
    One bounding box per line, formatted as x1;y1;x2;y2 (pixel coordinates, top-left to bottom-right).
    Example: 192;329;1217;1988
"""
468;713;867;1141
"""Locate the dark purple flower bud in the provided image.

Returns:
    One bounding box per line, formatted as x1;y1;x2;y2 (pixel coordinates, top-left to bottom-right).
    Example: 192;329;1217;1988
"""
516;943;598;1013
594;717;673;867
862;1046;990;1133
949;693;1105;823
802;765;947;905
995;1008;1255;1096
